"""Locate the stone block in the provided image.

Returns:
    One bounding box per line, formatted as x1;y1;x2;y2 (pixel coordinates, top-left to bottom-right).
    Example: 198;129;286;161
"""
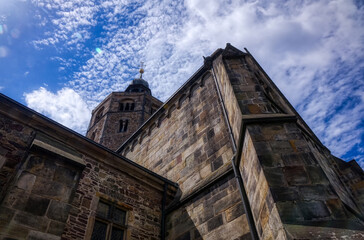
257;154;282;168
283;123;300;133
325;199;347;219
47;200;71;222
26;156;55;179
263;167;286;187
270;141;293;153
13;212;49;231
207;214;223;231
213;192;240;215
298;201;330;220
24;195;50;216
281;153;303;166
27;230;61;240
300;152;318;165
306;166;329;184
253;142;272;155
32;177;71;201
211;156;223;172
175;231;191;240
16;172;36;192
247;104;262;114
270;187;299;202
259;203;269;230
53;166;78;187
198;204;214;224
276;201;302;223
225;202;245;222
0;206;15;223
0;224;29;239
47;221;66;236
283;166;309;186
299;185;335;201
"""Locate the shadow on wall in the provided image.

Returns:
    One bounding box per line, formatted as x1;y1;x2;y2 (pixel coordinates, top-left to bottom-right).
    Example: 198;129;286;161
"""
165;172;251;240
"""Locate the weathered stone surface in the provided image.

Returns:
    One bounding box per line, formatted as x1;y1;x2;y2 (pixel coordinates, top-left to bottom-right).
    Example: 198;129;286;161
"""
47;221;66;235
47;201;71;222
13;212;49;231
0;224;29;239
31;177;71;201
24;195;50;216
283;166;309;186
299;201;330;220
86;92;163;151
16;172;36;191
27;230;60;240
225;202;245;222
2;44;364;240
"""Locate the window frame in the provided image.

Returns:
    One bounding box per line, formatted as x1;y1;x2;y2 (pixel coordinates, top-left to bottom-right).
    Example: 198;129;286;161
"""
119;119;128;133
120;101;135;112
91;199;128;240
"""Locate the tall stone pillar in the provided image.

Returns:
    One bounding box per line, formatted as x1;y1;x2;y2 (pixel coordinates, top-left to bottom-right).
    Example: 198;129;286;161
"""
212;44;364;239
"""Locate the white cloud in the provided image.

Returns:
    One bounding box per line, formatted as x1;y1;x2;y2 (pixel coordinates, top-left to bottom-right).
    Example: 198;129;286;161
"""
24;87;91;134
26;0;364;166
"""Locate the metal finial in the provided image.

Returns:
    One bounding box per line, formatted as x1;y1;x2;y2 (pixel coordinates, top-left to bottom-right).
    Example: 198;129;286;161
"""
139;61;144;78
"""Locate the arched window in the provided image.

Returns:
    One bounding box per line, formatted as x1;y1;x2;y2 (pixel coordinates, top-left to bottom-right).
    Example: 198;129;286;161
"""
119;119;129;132
90;131;96;140
95;107;104;122
120;100;135;112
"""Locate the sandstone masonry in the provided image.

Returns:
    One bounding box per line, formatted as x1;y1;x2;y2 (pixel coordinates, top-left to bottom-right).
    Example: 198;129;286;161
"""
0;44;363;240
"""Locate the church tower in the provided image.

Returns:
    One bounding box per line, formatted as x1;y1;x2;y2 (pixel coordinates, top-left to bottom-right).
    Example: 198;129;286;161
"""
86;65;163;150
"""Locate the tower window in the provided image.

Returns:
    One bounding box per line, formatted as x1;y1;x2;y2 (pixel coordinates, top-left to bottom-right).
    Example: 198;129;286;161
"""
95;107;104;122
91;200;127;240
120;101;135;111
90;131;96;140
119;120;128;132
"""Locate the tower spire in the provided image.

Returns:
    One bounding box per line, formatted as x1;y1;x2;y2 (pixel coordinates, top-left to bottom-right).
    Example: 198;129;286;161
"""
139;61;144;79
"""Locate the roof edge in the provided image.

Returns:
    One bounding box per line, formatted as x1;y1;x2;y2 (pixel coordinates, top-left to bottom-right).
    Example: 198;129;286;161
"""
0;93;178;188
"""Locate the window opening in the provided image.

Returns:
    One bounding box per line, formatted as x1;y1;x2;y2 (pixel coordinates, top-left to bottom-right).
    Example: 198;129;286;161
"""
95;107;104;122
91;131;96;140
91;200;127;240
119;120;128;132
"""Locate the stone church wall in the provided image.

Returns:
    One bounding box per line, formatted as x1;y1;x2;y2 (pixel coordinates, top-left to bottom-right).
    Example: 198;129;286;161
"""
64;157;165;240
1;147;83;240
0;113;34;202
122;73;233;196
0;101;175;240
166;172;250;240
213;47;364;239
121;72;252;239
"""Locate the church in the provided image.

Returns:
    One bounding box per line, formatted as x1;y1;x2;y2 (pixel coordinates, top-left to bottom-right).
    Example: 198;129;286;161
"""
0;44;363;240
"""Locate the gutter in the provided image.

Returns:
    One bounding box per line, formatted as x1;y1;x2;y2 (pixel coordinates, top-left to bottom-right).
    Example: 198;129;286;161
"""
207;56;259;240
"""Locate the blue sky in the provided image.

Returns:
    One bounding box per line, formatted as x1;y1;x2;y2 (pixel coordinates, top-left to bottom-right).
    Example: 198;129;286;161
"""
0;0;363;168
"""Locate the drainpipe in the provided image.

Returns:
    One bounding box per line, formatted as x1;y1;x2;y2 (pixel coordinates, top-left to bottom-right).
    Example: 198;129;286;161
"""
161;183;168;240
206;57;259;240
